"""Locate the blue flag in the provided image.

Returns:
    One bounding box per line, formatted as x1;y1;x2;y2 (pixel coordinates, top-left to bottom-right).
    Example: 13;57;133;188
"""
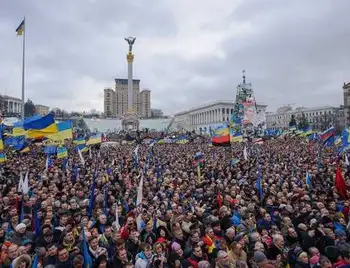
82;228;93;268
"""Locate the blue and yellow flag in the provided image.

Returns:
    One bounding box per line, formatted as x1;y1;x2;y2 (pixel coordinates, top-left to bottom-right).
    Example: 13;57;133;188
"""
213;125;230;137
0;153;7;163
12;121;26;137
23;113;58;138
73;137;86;145
78;144;88;153
176;138;188;144
0;140;4;151
46;120;73;141
230;130;243;143
20;145;30;153
86;133;102;145
57;146;68;159
16;19;25;36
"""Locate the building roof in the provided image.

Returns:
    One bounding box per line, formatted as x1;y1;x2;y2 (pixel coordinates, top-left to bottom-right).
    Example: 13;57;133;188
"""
0;94;22;102
35;104;49;108
175;100;267;116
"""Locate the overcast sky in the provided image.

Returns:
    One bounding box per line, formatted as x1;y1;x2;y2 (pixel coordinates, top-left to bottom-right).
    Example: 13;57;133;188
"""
1;0;349;115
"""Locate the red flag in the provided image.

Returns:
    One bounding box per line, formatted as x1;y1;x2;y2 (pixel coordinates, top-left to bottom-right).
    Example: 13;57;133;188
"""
217;193;223;208
336;166;347;199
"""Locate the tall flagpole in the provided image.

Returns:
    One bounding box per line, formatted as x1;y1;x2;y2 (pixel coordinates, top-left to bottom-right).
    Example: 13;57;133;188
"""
21;17;26;120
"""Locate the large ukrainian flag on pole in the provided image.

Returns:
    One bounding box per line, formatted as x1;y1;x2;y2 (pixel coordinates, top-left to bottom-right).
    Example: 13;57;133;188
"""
16;19;25;35
23;113;58;138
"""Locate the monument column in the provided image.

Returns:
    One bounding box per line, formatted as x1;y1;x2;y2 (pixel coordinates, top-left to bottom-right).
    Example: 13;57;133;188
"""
122;37;139;131
127;52;134;113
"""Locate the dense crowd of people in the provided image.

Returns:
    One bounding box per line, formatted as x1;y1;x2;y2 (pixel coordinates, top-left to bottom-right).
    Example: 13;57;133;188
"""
0;134;350;268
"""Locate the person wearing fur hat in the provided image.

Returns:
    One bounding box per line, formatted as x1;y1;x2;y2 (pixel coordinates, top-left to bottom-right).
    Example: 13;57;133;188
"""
11;254;31;268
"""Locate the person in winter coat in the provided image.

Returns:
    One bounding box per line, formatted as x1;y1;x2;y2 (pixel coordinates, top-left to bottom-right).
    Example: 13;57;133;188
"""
135;243;154;268
294;250;311;268
10;223;33;246
125;229;141;261
183;244;209;268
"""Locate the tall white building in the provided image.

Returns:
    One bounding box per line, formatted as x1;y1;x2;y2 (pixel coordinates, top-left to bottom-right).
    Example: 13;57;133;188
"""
266;105;344;130
103;78;151;118
174;100;267;132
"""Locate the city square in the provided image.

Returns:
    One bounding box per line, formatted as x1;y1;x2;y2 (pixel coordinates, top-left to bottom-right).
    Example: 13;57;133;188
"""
0;1;350;268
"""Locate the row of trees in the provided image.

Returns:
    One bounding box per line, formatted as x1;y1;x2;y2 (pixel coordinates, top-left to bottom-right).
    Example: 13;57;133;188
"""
289;112;309;130
289;111;342;131
23;100;88;119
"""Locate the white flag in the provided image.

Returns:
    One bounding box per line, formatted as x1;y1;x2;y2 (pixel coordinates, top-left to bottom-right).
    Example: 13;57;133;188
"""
136;175;143;206
18;172;29;194
22;171;29;194
346;155;349;166
115;206;121;231
78;148;85;165
45;155;49;170
134;145;139;164
243;146;248;161
89;147;92;159
17;173;24;193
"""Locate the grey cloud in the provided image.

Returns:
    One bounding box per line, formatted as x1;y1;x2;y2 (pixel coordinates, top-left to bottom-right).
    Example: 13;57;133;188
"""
158;0;350;113
0;0;349;114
